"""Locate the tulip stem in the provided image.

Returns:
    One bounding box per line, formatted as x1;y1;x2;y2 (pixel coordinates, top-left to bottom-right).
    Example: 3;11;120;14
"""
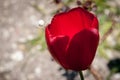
79;71;84;80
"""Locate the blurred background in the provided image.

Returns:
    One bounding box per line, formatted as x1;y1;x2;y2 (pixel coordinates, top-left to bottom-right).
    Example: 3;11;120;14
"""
0;0;120;80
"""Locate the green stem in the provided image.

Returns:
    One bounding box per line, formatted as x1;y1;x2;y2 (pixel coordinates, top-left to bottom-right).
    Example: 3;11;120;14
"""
79;71;84;80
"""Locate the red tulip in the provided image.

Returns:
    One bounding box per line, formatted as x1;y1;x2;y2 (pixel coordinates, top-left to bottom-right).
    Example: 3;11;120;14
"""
45;7;99;71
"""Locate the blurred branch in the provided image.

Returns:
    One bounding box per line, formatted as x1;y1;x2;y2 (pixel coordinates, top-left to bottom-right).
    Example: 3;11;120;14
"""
88;65;103;80
100;20;116;44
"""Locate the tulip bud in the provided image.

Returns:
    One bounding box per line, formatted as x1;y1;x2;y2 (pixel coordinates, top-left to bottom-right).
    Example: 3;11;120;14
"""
45;7;99;71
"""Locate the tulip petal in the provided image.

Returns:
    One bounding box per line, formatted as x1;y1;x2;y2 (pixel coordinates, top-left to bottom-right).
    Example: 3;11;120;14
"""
66;29;99;71
49;7;97;39
45;26;69;68
91;16;99;29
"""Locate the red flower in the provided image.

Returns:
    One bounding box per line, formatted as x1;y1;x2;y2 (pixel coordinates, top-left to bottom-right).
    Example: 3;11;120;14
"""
45;7;99;71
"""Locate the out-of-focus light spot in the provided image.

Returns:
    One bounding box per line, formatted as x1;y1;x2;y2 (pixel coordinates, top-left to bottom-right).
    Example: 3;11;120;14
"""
11;51;24;61
34;67;41;76
27;35;34;40
38;19;45;26
18;37;27;43
112;73;120;80
35;19;45;28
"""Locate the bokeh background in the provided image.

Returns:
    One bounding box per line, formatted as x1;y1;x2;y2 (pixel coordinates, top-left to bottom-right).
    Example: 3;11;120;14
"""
0;0;120;80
